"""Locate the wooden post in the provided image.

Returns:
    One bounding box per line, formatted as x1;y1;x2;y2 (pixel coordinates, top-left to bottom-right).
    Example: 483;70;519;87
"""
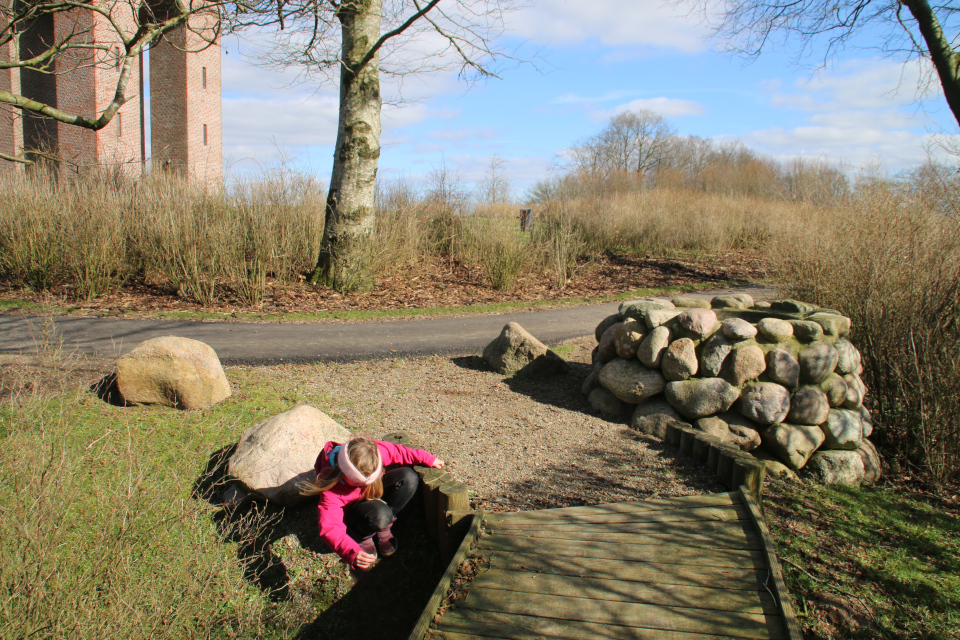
665;421;683;447
437;480;470;561
679;428;699;456
419;468;450;543
519;208;532;232
692;434;718;464
732;458;766;503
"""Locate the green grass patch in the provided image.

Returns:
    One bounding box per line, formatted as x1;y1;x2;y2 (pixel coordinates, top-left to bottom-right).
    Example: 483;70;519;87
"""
765;479;960;639
0;299;42;312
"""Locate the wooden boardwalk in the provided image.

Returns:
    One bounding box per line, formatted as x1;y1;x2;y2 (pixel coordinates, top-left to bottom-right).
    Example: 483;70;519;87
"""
410;489;802;640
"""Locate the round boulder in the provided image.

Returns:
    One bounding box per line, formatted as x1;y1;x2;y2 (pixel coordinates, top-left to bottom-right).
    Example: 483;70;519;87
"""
820;373;849;407
757;318;794;343
637;325;672;368
228;405;349;506
661;338;698;381
787;386;831;426
761;423;826;471
822;408;864;450
595;314;621;343
699;332;733;378
858;439;883;485
694;414;761;451
766;349;800;388
722;318;757;341
665;378;740;420
804;450;865;486
788;320;824;343
597;323;621;363
631;398;684;440
116;336;232;410
721;345;766;386
798;342;839;384
842;373;866;409
739;382;791;425
615;320;647;360
678;308;718;339
672;296;711;309
834;339;862;375
483;322;569;376
599;359;666;403
589;387;632;418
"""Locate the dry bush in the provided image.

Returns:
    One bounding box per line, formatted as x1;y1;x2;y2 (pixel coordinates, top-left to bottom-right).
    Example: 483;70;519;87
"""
458;218;531;291
778;177;960;488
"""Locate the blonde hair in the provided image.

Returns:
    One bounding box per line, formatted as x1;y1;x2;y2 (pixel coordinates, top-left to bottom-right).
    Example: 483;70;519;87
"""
300;435;384;501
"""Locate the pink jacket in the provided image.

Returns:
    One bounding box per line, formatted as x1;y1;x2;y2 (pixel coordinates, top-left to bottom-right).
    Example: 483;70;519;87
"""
314;440;437;567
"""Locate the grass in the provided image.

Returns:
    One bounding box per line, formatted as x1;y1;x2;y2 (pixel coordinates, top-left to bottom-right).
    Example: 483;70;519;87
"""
765;478;960;639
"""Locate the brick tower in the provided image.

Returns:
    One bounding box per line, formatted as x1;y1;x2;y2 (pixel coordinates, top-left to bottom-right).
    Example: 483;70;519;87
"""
150;12;222;187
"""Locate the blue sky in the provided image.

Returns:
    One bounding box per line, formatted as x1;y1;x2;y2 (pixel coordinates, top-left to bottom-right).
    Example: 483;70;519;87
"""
216;0;958;196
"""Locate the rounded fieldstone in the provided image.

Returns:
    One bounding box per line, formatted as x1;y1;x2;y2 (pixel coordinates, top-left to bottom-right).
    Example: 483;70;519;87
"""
598;323;621;363
695;414;761;451
731;293;755;307
722;318;758;341
753;301;772;309
788;320;824;343
620;298;674;320
589;387;632;418
820;373;849;407
665;378;740;420
771;299;818;314
766;349;800;388
711;295;748;309
644;309;683;329
672;296;711;309
757;318;794;343
581;371;601;396
822;409;864;450
631;397;684;439
721;345;766;386
787;386;831;425
843;373;866;409
805;450;865;486
857;405;874;438
808;312;851;338
599;359;666;403
761;423;826;471
595;314;621;343
615;320;646;360
678;308;718;339
835;339;862;375
799;342;839;384
637;326;672;368
751;450;799;480
740;382;791;425
699;332;733;378
858;439;883;485
484;322;569;376
661;338;698;381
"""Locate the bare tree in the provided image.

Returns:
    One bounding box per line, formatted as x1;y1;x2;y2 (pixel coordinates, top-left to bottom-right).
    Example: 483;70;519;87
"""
685;0;960;127
0;0;222;165
226;0;520;292
475;153;511;204
569;108;675;186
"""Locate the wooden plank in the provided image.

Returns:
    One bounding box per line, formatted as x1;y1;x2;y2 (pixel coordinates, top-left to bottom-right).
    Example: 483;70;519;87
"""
479;527;765;550
457;588;788;640
486;493;741;521
483;504;750;526
739;487;805;640
407;513;482;640
471;568;780;614
435;609;756;640
478;536;768;569
487;516;760;541
480;551;768;591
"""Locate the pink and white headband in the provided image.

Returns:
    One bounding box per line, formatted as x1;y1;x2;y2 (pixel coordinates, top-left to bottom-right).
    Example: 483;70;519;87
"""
338;440;383;486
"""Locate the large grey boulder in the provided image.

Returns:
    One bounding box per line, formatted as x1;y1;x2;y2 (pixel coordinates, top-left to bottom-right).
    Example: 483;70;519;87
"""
599;359;666;403
757;318;794;343
229;405;349;507
631;398;684;439
678;308;718;339
483;322;569;376
766;349;800;388
808;312;851;338
761;423;826;471
597;323;621;363
595;314;621;343
661;338;698;381
722;318;757;341
858;439;883;485
699;332;733;377
834;339;862;375
820;373;849;407
589;387;632;418
751;450;799;480
822;409;863;450
804;450;865;486
644;309;682;329
116;336;231;410
665;378;740;420
695;414;761;451
672;296;711;309
721;345;766;386
637;326;671;368
620;298;674;319
787;320;824;343
788;386;831;425
615;320;647;359
798;342;839;384
739;382;791;425
842;374;866;409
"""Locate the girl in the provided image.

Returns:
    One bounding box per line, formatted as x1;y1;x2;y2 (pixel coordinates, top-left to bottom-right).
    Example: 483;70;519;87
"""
302;435;444;571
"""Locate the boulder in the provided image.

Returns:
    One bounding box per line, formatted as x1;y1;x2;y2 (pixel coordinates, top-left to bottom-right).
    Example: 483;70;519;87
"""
857;406;874;438
665;378;740;420
595;314;621;343
753;301;772;309
631;398;685;439
637;326;672;368
842;374;866;409
771;299;818;314
599;359;666;403
695;414;761;451
672;296;711;309
699;332;734;377
834;339;862;375
788;320;824;343
820;373;849;407
766;349;800;388
581;371;601;396
597;323;621;363
644;308;683;329
620;299;674;320
483;322;569;376
116;336;231;410
730;293;755;307
751;450;799;480
761;423;826;471
589;387;632;418
678;308;718;339
804;450;865;486
229;405;349;506
787;386;831;425
808;312;851;338
721;345;766;386
661;338;698;381
739;382;791;425
757;318;794;343
711;295;748;309
798;342;839;384
722;318;757;341
615;320;646;359
822;409;863;450
858;439;883;485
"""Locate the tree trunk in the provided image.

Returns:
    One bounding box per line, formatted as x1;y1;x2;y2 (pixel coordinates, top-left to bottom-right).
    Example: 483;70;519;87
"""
309;0;382;292
904;0;960;128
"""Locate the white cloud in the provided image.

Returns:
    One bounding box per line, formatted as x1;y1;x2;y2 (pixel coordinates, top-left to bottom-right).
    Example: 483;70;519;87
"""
428;128;498;142
591;97;707;121
509;0;708;53
553;91;637;105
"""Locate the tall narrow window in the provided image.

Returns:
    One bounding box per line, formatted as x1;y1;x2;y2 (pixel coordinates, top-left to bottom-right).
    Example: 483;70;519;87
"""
203;124;208;146
202;67;207;89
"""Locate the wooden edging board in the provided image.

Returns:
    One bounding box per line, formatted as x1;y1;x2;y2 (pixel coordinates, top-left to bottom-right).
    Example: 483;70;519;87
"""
739;485;804;640
407;511;483;640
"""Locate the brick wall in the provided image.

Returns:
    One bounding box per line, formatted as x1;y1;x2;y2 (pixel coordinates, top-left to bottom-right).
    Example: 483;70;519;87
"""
0;6;23;170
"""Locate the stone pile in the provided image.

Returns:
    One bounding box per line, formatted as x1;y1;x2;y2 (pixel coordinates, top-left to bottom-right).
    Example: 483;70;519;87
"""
582;294;881;486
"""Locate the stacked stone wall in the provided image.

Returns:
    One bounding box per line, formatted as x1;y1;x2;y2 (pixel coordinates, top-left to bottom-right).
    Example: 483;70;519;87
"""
583;295;881;486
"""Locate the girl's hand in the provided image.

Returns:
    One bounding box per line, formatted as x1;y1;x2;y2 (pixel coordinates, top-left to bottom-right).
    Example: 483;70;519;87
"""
432;459;445;469
355;551;377;570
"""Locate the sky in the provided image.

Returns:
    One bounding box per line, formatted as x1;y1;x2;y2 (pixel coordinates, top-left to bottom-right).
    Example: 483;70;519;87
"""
213;0;959;197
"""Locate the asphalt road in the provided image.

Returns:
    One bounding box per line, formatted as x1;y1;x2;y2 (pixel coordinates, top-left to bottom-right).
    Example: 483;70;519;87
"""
0;286;773;365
